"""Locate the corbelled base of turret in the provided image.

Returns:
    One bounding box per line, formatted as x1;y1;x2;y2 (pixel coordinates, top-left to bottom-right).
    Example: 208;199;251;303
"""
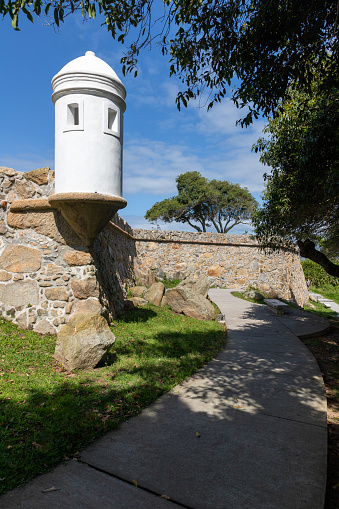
48;192;127;246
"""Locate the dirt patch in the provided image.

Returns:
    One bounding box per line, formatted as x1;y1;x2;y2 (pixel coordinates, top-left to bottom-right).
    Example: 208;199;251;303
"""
299;319;339;509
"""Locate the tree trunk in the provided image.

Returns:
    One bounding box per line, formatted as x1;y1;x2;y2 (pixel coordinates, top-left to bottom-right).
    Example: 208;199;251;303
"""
210;217;221;232
187;220;201;232
297;239;339;278
224;221;238;233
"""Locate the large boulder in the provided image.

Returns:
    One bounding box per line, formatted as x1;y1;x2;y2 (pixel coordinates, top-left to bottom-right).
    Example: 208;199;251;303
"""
133;260;156;286
72;297;104;316
182;292;216;321
144;282;165;306
165;287;188;314
178;276;211;298
130;286;147;298
193;276;211;298
54;313;115;371
165;286;215;320
244;290;264;301
124;297;148;310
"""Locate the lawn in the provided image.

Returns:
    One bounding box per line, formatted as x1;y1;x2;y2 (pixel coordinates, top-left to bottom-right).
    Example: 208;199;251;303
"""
310;284;339;305
0;305;226;495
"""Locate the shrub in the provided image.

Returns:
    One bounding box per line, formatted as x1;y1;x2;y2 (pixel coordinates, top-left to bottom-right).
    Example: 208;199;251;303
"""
301;259;339;287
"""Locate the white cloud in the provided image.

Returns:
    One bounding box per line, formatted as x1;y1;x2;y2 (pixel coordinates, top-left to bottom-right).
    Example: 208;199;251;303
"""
1;154;54;173
123;127;266;198
124;138;205;194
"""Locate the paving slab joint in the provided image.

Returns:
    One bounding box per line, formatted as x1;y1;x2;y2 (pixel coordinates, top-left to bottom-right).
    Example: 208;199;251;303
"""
77;458;195;509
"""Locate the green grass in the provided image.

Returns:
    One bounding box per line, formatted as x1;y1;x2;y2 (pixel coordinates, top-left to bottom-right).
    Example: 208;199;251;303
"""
0;305;226;495
231;287;339;322
231;291;266;305
161;276;182;289
303;300;339;321
309;284;339;305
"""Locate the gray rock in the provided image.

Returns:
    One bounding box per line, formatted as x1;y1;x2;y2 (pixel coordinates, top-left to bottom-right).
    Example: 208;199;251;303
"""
183;292;215;321
54;313;115;372
165;287;188;314
178;276;211;298
34;319;57;335
130;286;147;298
144;282;165;306
124;299;136;310
153;268;165;280
129;297;148;307
72;298;103;316
172;271;186;281
160;294;167;308
245;290;264;301
124;297;148;310
193;276;211;298
165;286;215;320
16;311;28;330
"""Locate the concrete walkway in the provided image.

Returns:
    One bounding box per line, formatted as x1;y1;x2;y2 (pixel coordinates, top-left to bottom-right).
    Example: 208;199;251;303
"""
0;290;329;508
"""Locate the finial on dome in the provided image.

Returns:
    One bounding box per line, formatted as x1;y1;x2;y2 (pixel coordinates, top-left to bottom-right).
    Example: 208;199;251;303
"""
85;51;95;57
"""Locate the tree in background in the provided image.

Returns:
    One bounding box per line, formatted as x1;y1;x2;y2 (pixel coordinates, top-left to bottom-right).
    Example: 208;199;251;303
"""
252;76;339;277
145;171;257;233
2;0;338;124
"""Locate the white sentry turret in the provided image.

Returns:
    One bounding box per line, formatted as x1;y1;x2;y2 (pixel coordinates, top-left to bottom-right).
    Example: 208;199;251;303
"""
49;51;127;246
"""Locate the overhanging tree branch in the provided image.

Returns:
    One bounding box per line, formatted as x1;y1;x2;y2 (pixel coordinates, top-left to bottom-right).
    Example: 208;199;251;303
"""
297;240;339;278
3;0;338;123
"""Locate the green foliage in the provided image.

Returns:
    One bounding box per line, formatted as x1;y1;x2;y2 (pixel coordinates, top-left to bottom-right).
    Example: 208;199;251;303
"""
2;1;338;123
252;74;339;277
161;275;182;289
310;285;339;305
0;307;225;494
145;171;257;233
301;259;339;288
303;299;339;320
231;291;265;305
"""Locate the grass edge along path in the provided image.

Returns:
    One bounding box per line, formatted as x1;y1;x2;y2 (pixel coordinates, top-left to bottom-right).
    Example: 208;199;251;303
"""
309;284;339;306
0;304;226;496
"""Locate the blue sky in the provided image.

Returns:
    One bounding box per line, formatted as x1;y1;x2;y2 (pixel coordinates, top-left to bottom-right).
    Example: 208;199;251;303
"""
0;11;268;232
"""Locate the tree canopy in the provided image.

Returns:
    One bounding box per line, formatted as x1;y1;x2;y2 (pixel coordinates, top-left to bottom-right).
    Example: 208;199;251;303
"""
145;171;258;233
252;75;339;277
2;0;338;124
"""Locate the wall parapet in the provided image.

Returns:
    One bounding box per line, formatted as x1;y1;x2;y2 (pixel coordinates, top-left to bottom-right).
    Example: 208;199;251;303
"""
132;228;308;307
132;229;297;251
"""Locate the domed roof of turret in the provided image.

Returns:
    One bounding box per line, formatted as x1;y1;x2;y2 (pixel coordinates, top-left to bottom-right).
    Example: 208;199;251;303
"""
51;50;126;103
54;51;123;84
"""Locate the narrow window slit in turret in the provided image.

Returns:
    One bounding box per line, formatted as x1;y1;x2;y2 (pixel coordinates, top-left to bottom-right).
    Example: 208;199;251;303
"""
108;108;117;131
67;103;79;126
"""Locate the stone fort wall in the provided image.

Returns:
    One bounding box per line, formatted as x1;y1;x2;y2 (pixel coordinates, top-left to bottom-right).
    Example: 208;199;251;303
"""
0;166;308;333
0;167;135;334
133;230;308;306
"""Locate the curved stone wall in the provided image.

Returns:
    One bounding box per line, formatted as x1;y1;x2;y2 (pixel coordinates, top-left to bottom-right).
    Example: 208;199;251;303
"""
133;229;309;306
0;166;308;333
